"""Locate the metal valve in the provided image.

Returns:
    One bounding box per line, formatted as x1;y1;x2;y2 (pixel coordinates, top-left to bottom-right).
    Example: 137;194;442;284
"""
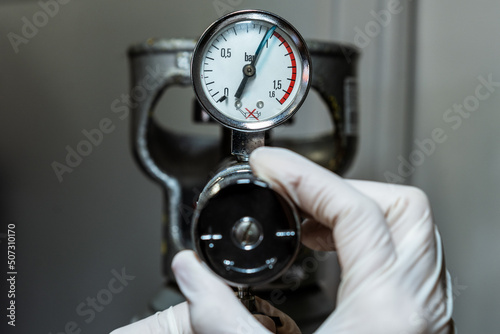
192;162;300;287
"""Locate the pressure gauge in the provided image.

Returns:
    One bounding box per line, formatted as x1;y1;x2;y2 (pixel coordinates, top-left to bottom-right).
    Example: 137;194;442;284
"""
192;10;311;132
191;10;306;289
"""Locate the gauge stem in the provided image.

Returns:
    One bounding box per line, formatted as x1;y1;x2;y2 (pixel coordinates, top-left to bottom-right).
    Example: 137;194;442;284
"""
231;130;265;161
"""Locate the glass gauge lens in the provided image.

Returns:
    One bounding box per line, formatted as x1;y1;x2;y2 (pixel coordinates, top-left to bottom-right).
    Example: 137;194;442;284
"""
192;10;311;131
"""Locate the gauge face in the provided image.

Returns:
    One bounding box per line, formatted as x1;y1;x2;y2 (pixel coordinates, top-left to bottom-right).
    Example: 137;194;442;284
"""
192;10;311;131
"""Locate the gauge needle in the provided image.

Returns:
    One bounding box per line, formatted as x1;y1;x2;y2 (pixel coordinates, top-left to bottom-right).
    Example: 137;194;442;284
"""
234;25;277;100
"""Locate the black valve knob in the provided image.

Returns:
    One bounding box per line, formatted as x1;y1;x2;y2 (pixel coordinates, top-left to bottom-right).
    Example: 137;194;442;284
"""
192;163;300;286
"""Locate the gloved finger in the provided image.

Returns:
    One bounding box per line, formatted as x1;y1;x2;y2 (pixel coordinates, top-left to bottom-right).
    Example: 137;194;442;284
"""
254;297;301;334
346;180;435;250
345;180;444;307
250;147;396;278
301;218;336;251
172;250;272;334
109;302;192;334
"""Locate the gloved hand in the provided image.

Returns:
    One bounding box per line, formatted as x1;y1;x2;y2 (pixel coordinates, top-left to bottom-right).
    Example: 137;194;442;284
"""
250;147;455;333
111;147;455;334
110;248;300;334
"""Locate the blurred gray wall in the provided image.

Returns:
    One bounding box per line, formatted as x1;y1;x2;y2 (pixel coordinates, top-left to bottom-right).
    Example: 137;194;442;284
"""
0;0;497;333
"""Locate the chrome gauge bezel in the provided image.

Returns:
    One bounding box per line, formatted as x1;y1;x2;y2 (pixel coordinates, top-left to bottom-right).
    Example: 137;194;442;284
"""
191;10;311;132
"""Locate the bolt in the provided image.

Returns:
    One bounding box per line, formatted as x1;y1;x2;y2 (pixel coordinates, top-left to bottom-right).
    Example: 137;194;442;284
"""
232;216;263;250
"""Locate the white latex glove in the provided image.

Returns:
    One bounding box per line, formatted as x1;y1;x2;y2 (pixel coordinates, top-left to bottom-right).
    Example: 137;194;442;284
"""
249;147;455;333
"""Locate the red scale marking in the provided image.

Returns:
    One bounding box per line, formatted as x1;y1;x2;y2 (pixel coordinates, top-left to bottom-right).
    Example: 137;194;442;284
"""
273;31;297;105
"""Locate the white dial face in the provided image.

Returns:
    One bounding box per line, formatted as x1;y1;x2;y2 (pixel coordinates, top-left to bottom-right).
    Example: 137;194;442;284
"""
198;21;303;126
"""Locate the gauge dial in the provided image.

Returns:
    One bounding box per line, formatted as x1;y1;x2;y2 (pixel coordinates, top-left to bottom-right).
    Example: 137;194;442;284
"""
192;10;311;131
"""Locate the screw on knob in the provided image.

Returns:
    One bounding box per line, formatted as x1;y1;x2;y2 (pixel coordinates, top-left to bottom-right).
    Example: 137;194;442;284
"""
232;216;263;250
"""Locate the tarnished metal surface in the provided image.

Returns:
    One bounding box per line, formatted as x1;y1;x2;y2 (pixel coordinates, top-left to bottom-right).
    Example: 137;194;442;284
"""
128;38;203;282
231;130;265;161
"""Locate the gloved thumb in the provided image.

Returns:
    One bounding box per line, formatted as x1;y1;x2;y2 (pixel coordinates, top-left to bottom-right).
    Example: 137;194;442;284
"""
172;250;271;334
